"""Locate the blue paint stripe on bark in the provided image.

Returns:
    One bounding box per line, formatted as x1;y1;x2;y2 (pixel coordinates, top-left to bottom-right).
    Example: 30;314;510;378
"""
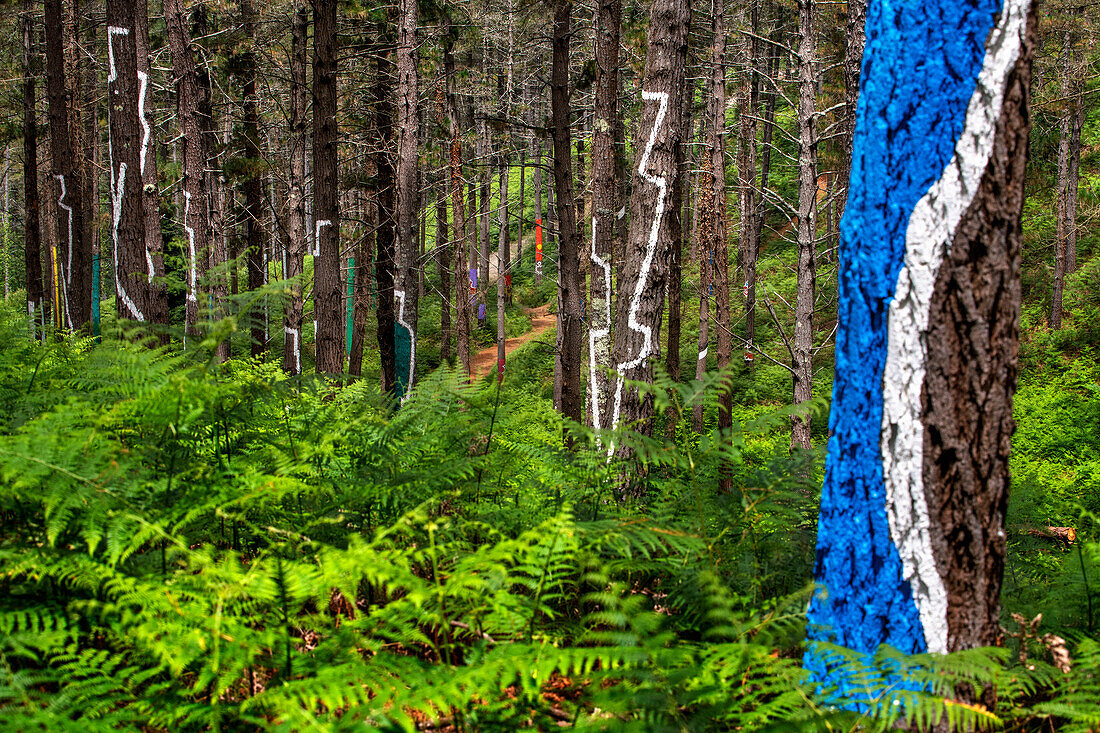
805;0;1001;688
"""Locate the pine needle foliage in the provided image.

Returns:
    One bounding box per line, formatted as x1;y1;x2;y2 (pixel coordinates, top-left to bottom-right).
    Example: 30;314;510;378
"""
0;305;1095;731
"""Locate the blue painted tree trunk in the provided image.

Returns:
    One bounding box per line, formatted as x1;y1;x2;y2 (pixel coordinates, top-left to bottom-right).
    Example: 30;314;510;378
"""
806;0;1036;695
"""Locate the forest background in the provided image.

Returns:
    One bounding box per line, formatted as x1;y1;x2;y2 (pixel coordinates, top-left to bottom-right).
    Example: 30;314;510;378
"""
0;0;1099;729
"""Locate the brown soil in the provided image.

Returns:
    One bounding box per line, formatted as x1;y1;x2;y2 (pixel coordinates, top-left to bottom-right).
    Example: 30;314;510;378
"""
470;303;556;383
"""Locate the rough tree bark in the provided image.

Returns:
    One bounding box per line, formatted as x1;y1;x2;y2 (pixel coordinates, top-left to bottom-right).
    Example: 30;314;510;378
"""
374;24;397;393
436;175;452;363
589;0;622;429
313;0;341;374
134;0;168;330
282;1;308;374
44;0;88;330
242;0;267;356
107;0;151;324
551;0;585;431
790;0;818;451
22;0;44;339
394;0;419;396
443;21;471;378
609;0;689;448
806;0;1037;690
712;0;733;436
164;0;212;341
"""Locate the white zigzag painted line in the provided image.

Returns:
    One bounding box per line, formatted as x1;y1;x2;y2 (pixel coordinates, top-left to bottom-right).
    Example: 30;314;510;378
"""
184;191;197;304
588;216;612;432
880;0;1028;655
107;26;144;322
55;174;74;330
608;90;668;455
138;69;155;283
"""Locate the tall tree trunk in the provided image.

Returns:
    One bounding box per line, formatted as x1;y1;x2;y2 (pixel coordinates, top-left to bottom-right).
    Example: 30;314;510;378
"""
374;24;397;393
590;0;621;429
394;0;420;397
45;0;89;330
693;143;712;433
107;0;150;324
241;0;266;357
497;153;509;382
22;1;44;339
807;0;1036;684
282;2;308;374
737;2;759;358
164;0;212;342
838;0;865;222
790;0;818;451
349;200;374;377
313;0;341;374
665;74;692;386
80;11;99;336
711;3;733;438
436;177;452;363
478;120;490;331
135;0;168;328
551;0;585;431
609;0;689;448
1066;102;1082;273
444;22;471;378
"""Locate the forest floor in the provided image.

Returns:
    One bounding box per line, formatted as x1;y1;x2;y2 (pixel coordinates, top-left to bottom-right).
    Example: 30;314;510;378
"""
470;303;556;382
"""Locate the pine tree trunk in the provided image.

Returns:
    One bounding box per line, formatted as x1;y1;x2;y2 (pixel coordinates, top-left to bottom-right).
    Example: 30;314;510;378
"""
375;24;397;393
394;0;420;397
497;154;508;381
164;0;212;342
107;0;151;324
1066;102;1082;274
665;74;692;386
313;0;341;374
444;26;471;378
838;0;865;222
712;0;733;436
241;0;266;357
44;0;88;330
790;0;818;451
478;121;491;331
22;1;44;339
134;0;167;330
436;178;452;363
551;0;585;431
282;2;308;374
609;0;689;448
807;0;1037;683
589;0;621;429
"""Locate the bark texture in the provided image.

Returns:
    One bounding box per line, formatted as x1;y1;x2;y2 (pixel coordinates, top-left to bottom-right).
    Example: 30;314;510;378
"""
164;0;212;341
44;0;89;330
313;0;341;374
609;0;689;444
282;2;308;374
22;1;44;339
590;0;621;428
922;12;1035;650
394;0;419;395
551;0;585;430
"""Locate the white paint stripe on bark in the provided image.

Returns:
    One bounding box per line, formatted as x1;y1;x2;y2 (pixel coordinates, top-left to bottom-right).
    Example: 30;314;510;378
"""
55;174;74;330
395;288;416;401
285;325;301;373
137;69;154;283
588;215;612;432
314;219;330;257
880;0;1028;655
111;161;144;321
184;191;197;303
609;90;669;450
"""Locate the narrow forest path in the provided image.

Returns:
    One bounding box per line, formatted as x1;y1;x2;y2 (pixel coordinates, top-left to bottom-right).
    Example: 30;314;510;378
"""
470;304;556;382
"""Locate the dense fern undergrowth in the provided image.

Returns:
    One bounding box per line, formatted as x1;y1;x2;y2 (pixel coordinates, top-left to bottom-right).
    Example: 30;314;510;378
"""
0;300;1098;732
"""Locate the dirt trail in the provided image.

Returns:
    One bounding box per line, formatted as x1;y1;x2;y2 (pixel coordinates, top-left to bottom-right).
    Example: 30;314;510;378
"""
470;304;556;382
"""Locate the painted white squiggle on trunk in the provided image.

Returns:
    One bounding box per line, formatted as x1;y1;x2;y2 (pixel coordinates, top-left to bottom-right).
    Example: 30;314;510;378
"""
698;347;707;362
137;69;155;283
609;90;669;453
184;191;197;303
55;174;74;329
112;162;144;321
588;216;612;432
285;326;301;374
314;219;331;257
395;288;416;401
313;220;330;340
880;0;1028;655
107;26;143;322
